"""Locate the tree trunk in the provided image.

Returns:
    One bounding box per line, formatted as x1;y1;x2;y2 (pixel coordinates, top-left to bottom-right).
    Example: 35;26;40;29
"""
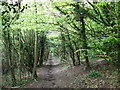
32;0;38;79
61;28;76;66
66;30;76;66
32;30;38;79
117;35;120;83
39;32;45;66
73;41;81;65
8;30;16;86
117;1;120;82
18;29;22;82
61;32;67;61
81;17;90;69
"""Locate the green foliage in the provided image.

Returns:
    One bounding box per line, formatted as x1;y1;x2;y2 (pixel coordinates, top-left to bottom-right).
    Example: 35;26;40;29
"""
87;70;101;78
3;78;32;87
17;79;32;86
2;0;120;87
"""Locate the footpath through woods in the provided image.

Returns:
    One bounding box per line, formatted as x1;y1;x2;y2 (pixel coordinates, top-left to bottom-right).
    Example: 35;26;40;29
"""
20;53;119;88
21;53;62;88
21;53;86;88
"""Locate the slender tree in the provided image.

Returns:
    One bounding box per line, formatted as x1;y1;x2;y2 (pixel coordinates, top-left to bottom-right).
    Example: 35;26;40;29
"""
32;0;38;79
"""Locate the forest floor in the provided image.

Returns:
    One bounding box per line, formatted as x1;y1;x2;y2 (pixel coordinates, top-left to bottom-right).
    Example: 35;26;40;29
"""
20;58;120;88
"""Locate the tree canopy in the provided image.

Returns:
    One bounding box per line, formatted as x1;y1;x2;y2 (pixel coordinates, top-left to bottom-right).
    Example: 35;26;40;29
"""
1;0;120;87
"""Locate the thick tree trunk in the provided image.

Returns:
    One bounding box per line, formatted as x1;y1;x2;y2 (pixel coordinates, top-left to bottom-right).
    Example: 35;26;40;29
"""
70;51;76;66
73;41;81;65
81;17;90;68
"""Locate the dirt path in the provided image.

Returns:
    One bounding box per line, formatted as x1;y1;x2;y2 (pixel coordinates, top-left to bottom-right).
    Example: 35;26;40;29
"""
42;60;59;88
21;59;61;88
21;57;114;88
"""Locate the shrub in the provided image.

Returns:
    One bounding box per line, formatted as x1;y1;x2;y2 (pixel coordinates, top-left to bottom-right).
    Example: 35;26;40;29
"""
87;70;101;78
